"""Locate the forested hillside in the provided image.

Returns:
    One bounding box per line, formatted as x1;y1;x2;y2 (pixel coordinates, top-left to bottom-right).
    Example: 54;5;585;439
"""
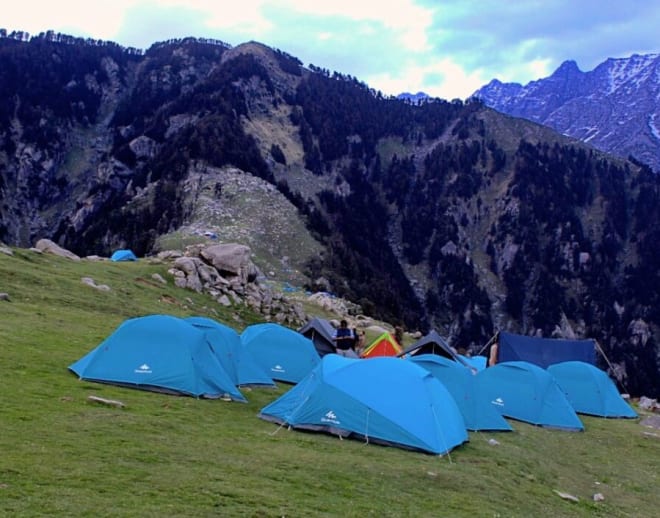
0;31;658;396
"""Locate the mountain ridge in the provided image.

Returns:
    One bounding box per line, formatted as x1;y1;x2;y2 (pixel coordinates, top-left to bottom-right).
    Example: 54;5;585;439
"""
0;31;658;396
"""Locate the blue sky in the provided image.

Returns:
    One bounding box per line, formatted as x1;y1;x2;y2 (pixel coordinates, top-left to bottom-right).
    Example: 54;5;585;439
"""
3;0;659;99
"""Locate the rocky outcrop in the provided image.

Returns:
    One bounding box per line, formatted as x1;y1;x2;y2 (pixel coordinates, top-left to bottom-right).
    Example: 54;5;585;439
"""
33;239;81;261
166;243;306;326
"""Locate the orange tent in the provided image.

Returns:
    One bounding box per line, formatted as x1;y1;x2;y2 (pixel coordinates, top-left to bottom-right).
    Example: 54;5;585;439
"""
361;332;402;358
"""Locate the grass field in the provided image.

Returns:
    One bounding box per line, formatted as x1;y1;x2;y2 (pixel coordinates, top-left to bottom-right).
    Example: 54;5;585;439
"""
1;248;658;517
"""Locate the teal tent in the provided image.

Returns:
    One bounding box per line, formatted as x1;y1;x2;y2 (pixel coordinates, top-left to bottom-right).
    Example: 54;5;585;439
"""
186;316;275;387
548;361;637;418
409;355;512;431
110;249;137;261
241;323;320;383
475;361;583;431
69;314;246;401
259;355;468;455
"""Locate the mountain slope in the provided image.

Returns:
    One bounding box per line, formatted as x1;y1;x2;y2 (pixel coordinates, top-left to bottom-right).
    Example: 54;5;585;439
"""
0;32;658;396
472;53;660;172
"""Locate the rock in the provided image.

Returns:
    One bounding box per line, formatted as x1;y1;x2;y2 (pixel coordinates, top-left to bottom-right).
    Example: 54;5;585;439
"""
34;239;81;261
152;273;167;284
488;438;500;446
553;490;579;502
639;396;659;411
640;415;660;429
0;246;13;256
593;493;605;502
0;293;10;301
200;243;252;276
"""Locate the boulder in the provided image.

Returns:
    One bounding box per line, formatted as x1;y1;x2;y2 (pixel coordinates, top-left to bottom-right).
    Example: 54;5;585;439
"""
34;239;81;261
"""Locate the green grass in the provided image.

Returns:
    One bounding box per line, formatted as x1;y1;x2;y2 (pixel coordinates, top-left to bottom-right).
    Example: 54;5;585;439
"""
1;248;658;517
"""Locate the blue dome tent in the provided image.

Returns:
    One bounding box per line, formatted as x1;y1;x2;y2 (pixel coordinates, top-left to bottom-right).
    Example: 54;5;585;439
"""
475;361;583;431
110;249;137;261
547;361;637;418
241;323;320;383
409;355;512;432
259;355;468;455
185;316;275;388
69;314;246;401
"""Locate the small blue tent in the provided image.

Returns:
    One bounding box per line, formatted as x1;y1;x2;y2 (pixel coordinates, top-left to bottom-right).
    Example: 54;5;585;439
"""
69;314;246;401
298;317;337;357
259;355;468;455
496;331;596;368
185;316;275;387
241;323;320;383
547;361;637;418
110;249;137;261
409;355;512;431
475;361;583;431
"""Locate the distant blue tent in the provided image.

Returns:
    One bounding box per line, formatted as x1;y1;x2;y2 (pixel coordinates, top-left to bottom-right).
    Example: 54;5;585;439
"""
185;316;275;388
409;355;512;431
69;314;246;401
241;323;321;383
475;361;583;431
259;355;468;455
298;317;337;357
548;361;637;418
110;249;137;262
496;331;596;368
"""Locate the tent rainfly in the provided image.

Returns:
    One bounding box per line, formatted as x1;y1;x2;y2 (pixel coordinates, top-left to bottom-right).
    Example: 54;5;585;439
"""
299;317;337;357
475;361;584;431
361;331;402;358
241;323;321;383
495;331;596;369
547;361;637;418
69;314;246;401
259;355;468;455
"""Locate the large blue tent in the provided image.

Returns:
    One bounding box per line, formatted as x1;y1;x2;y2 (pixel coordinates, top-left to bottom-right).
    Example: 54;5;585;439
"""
186;316;275;388
259;355;468;455
409;355;512;431
548;361;637;418
241;323;320;383
475;361;584;431
69;314;246;401
496;331;596;368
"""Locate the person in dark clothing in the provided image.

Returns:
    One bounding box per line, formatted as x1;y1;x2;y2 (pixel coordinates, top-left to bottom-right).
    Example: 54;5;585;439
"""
333;320;358;358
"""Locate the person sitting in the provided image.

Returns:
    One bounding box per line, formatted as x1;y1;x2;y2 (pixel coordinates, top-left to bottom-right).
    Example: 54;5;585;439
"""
333;320;358;358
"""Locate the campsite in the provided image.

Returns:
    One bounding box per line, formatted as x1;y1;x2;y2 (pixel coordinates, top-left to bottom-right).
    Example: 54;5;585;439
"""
1;247;659;517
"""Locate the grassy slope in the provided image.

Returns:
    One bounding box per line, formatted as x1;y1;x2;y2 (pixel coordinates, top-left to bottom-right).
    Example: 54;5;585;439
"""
0;249;658;517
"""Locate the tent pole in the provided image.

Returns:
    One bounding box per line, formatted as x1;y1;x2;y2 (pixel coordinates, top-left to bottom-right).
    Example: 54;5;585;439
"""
477;332;498;356
594;339;631;395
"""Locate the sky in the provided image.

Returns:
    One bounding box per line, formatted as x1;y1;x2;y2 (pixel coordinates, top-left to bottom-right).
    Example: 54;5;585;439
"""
3;0;660;100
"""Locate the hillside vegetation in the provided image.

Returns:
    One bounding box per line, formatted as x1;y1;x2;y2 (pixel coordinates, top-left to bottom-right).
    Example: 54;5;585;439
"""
0;248;658;517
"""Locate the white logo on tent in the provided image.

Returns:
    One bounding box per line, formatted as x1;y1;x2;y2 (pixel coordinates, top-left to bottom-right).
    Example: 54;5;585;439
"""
134;363;152;374
272;364;285;372
492;397;504;406
321;410;340;425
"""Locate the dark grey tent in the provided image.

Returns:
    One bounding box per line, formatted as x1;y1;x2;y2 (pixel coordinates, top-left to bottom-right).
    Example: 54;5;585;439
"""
398;330;464;363
299;317;336;357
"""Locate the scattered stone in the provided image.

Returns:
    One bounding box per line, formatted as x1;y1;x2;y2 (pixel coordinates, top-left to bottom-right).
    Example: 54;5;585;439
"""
638;396;659;412
640;415;660;429
87;395;126;408
488;438;500;446
553;490;579;502
427;471;438;477
81;277;111;291
593;493;605;502
152;273;167;284
0;293;10;302
0;246;13;256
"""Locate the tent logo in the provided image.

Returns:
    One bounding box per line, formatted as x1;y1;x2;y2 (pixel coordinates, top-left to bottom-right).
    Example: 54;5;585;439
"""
492;397;504;406
135;363;152;374
272;364;285;373
321;410;340;425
